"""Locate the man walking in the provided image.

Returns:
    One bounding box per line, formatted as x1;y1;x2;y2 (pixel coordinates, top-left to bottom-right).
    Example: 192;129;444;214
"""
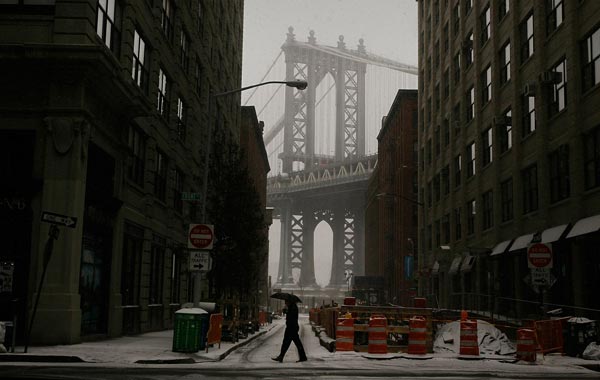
272;298;307;362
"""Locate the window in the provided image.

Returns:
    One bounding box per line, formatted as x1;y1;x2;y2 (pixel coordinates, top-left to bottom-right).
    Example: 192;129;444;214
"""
161;0;174;42
443;69;450;99
176;97;186;141
522;94;536;136
464;0;472;15
435;125;441;157
444;23;449;53
196;0;203;33
154;149;168;201
498;108;513;153
482;190;493;230
522;163;538;213
435;220;441;248
442;214;450;244
454;154;462;187
443;118;450;146
442;165;450;195
180;30;189;72
435;83;440;112
157;68;169;116
453;102;461;134
481;65;492;104
170;252;181;303
584;126;600;189
499;41;511;84
466;86;475;122
149;235;165;305
121;223;143;306
132;30;148;91
434;41;440;70
465;31;474;67
427;224;432;250
453;3;460;37
466;142;476;178
549;144;570;203
546;0;563;35
454;52;461;84
127;126;145;186
96;0;121;54
173;167;184;213
549;58;567;116
195;58;202;95
500;178;513;222
520;13;534;63
454;207;462;240
427;138;432;164
499;0;509;21
434;173;441;202
427;181;432;208
582;27;600;92
467;199;476;235
482;127;493;166
480;5;491;46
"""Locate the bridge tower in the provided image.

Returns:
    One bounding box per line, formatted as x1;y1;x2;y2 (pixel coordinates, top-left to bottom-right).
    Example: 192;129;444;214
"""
274;28;367;290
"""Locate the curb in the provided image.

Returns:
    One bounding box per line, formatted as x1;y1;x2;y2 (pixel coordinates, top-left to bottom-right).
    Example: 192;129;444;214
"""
215;327;271;361
0;354;85;363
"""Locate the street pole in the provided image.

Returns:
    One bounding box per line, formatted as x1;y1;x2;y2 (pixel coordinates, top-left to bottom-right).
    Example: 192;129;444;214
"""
194;80;307;307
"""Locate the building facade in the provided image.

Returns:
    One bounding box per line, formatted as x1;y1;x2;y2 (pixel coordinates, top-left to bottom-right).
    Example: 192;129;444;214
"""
0;0;244;344
418;0;600;318
364;90;419;306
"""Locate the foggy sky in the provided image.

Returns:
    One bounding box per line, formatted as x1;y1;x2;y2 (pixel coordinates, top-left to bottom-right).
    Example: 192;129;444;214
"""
241;0;419;287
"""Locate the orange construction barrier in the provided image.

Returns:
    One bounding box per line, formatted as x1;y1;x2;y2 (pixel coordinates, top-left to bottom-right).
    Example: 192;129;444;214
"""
460;310;468;321
534;318;567;354
335;316;354;351
258;311;266;326
516;328;537;362
408;316;427;355
368;315;388;354
206;313;224;353
459;319;479;356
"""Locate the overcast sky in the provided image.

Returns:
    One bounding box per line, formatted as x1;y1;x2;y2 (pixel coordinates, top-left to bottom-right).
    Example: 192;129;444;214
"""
241;0;419;287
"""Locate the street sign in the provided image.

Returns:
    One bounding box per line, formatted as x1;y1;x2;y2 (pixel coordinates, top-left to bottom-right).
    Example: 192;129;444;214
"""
527;242;553;269
189;251;210;272
188;224;214;250
531;268;551;286
181;192;202;201
41;211;77;228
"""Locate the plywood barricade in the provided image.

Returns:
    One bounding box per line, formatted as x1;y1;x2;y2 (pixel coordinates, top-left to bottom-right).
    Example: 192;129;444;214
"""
206;313;224;352
339;305;433;353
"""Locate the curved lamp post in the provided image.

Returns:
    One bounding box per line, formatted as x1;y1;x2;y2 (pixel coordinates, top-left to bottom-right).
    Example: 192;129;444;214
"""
194;79;308;306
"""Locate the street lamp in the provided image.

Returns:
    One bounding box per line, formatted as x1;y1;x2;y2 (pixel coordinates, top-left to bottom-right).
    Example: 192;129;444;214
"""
194;79;308;306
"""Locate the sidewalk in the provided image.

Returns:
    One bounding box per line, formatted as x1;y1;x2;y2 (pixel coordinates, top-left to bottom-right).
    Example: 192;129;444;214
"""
0;322;279;365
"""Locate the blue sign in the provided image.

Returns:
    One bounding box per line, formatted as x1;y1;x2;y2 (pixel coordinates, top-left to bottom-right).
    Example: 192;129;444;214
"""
404;256;414;279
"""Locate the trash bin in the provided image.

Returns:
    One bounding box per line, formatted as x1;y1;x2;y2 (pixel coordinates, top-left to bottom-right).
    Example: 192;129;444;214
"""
172;308;208;353
565;317;598;357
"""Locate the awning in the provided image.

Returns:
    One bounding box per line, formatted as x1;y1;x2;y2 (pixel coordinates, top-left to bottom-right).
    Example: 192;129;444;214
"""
490;239;513;256
508;233;535;252
460;255;476;273
431;261;440;276
448;256;462;275
541;224;569;243
566;214;600;239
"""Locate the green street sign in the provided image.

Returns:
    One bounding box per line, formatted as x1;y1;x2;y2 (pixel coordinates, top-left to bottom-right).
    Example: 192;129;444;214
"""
181;192;202;201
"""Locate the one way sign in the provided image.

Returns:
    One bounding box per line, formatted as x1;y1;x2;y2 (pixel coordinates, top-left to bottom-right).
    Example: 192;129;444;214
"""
41;211;78;228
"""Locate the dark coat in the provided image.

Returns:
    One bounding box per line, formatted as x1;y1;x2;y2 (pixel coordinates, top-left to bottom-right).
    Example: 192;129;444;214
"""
285;302;299;328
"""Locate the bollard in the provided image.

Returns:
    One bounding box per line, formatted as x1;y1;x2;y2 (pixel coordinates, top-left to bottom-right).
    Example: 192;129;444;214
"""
459;319;479;356
408;316;427;355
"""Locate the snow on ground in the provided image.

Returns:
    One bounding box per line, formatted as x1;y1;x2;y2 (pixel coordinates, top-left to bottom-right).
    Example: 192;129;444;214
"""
434;319;516;356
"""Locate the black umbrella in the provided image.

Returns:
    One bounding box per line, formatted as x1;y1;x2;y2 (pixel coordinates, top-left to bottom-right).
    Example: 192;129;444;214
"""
270;292;302;303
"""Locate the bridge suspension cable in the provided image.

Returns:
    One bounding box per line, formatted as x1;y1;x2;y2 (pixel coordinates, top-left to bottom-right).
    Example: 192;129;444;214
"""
243;50;284;106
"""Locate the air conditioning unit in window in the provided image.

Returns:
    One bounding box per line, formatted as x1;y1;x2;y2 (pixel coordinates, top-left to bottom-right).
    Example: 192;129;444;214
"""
540;71;562;84
523;82;536;97
493;115;512;126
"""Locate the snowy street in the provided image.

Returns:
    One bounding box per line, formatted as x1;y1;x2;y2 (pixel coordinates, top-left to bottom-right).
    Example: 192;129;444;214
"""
1;315;599;379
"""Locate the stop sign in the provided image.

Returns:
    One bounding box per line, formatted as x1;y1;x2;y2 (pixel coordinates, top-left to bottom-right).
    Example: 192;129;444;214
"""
188;224;214;250
527;243;552;269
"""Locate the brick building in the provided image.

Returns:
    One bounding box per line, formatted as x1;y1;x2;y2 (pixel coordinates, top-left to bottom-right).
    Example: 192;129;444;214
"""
364;90;419;306
0;0;244;344
418;0;600;317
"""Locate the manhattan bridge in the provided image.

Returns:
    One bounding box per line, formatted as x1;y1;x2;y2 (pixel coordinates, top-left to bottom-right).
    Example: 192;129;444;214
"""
245;27;417;301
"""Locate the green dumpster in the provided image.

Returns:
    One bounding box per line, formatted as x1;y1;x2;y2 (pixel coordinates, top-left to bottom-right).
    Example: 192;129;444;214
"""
172;307;208;353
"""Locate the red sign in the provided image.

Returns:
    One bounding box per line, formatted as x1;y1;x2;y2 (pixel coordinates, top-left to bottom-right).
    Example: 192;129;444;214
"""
188;224;214;250
527;243;553;269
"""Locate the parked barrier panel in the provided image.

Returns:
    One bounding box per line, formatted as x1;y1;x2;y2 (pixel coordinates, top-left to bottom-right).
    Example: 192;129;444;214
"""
368;315;388;354
516;328;537;362
459;319;479;356
408;316;427;355
335;317;354;351
206;313;223;353
534;318;567;354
